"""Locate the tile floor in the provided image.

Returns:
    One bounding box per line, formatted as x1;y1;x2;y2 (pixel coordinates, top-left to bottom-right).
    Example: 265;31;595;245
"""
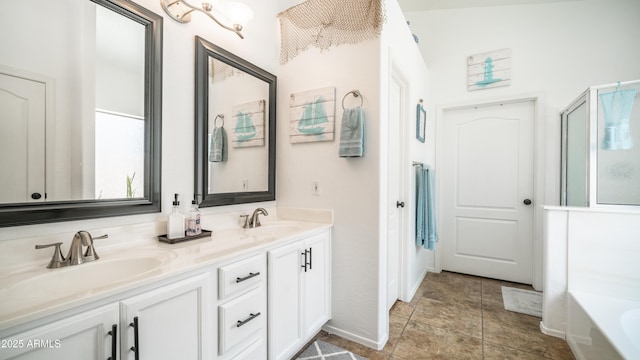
316;271;576;359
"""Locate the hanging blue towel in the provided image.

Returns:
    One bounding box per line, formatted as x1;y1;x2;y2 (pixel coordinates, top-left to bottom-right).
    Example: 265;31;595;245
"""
424;167;438;250
338;106;365;157
416;166;438;250
209;126;228;162
600;88;637;150
416;166;425;246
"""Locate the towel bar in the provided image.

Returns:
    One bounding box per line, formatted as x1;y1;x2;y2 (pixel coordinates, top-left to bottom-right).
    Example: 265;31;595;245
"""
342;90;363;109
214;114;224;128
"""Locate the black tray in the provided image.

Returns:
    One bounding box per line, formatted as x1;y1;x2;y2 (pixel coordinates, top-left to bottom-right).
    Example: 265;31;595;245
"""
158;230;212;244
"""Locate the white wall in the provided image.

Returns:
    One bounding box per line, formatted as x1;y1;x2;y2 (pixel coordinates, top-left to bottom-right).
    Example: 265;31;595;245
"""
276;0;430;349
276;37;385;347
405;0;640;287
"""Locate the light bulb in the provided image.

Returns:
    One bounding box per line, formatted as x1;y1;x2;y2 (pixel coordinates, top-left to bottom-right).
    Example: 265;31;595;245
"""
224;1;254;28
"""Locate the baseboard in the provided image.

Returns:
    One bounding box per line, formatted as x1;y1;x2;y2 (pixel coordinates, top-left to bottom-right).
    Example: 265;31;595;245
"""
405;266;430;302
321;324;388;351
540;321;566;339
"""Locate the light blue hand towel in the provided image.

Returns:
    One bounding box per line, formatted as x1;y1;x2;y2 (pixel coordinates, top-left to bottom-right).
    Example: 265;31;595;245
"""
209;126;227;162
339;106;365;157
416;166;425;246
424;167;438;250
416;166;438;250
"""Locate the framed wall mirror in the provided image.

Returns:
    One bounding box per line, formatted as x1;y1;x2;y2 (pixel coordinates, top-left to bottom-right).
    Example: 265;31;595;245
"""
0;0;162;227
195;36;276;207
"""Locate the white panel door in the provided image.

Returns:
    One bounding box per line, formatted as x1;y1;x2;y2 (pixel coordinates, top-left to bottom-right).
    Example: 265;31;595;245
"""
0;72;46;203
442;100;534;283
386;72;403;310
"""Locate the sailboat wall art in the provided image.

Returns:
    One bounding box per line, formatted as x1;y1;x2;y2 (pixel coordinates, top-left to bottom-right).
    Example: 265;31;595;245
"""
290;86;336;143
232;99;265;148
467;48;511;91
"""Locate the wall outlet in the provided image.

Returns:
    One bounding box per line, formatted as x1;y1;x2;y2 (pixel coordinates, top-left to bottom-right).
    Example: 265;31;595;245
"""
311;180;321;196
242;179;249;191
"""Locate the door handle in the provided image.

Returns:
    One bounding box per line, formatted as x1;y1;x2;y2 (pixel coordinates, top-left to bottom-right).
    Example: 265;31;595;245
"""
396;201;405;208
108;324;117;360
301;251;308;272
523;199;532;205
130;317;139;360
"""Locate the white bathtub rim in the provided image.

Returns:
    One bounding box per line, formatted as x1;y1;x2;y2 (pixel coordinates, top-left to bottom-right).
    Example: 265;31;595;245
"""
569;290;640;360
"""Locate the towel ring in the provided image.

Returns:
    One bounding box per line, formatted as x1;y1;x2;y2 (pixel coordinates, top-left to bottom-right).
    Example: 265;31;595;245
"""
342;90;363;110
214;114;224;128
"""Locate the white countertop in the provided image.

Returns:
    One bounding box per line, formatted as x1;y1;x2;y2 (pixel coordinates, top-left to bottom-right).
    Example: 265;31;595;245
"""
0;208;332;331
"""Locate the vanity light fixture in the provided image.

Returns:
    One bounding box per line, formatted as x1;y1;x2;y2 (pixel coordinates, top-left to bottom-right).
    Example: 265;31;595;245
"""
161;0;254;39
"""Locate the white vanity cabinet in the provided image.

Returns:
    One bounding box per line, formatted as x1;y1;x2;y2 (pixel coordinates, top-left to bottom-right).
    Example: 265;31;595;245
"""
216;253;267;360
267;230;331;360
0;273;211;360
120;272;212;360
0;303;119;360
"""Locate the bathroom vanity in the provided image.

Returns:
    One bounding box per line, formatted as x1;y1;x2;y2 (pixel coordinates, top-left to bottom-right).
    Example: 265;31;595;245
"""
0;209;332;360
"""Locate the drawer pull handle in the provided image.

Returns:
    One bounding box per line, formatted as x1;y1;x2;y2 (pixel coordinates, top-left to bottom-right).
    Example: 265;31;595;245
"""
236;312;261;327
236;272;260;283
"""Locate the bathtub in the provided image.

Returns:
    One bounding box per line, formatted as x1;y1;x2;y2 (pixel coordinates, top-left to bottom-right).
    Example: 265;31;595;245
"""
567;291;640;360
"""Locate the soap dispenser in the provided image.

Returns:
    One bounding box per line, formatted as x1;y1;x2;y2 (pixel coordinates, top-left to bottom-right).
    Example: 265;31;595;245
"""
186;196;202;236
167;193;185;239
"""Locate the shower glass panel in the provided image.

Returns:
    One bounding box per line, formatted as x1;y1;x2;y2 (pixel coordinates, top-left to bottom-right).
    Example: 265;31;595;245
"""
560;80;640;207
562;99;588;206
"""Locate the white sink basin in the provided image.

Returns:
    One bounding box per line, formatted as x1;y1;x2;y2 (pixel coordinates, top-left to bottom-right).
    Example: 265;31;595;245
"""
0;250;176;307
245;221;301;236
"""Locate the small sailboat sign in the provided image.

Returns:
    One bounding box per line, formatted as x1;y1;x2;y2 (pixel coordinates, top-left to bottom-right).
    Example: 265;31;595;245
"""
234;112;257;141
289;86;336;143
298;97;329;135
232;99;265;148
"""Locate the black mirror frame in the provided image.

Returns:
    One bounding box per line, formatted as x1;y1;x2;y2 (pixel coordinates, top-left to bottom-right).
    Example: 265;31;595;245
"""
0;0;162;227
195;36;276;207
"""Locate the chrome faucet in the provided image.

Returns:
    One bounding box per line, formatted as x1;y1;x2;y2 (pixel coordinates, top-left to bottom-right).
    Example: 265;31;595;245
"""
248;208;268;228
36;231;108;268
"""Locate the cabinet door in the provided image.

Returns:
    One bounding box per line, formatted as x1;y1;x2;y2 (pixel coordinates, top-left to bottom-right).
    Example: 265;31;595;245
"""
0;303;118;360
120;273;211;360
267;241;303;360
302;232;331;338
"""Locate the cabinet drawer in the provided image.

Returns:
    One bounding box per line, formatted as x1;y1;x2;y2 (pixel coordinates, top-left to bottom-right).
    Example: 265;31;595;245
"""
218;254;265;299
230;338;265;360
219;288;265;355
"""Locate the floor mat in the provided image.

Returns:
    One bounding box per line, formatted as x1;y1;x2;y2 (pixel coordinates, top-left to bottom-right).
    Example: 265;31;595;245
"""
295;340;368;360
501;286;543;317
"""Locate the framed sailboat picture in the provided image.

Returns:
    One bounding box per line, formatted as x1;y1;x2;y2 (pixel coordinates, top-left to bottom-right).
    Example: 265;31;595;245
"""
289;86;336;143
232;100;265;148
